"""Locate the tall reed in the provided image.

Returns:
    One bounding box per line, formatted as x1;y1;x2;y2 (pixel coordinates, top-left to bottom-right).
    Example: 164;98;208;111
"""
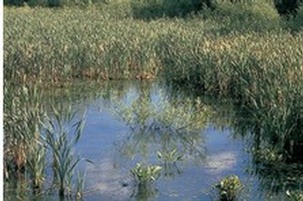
4;82;45;175
43;105;86;196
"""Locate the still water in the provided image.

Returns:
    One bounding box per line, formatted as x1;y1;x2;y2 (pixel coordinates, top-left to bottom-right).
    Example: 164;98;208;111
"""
6;80;303;201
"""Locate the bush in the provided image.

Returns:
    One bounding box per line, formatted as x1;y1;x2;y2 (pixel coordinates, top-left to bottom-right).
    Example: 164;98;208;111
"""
275;0;303;15
289;3;303;31
131;0;212;20
208;1;281;33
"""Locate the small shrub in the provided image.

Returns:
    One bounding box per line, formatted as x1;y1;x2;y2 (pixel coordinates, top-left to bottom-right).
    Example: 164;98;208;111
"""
211;1;281;33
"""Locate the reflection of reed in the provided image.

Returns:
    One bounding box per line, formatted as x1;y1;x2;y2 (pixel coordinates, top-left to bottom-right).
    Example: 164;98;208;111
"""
131;183;158;201
165;82;303;199
113;82;211;167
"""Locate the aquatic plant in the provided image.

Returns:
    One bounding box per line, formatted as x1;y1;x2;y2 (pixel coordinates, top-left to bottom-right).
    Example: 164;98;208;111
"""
27;141;46;189
4;83;45;175
214;175;244;201
130;163;162;201
131;163;162;186
75;171;86;200
286;190;303;201
43;105;86;197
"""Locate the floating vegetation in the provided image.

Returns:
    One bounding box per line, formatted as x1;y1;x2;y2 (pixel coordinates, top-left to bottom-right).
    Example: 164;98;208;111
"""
214;175;244;201
131;163;162;186
130;163;162;200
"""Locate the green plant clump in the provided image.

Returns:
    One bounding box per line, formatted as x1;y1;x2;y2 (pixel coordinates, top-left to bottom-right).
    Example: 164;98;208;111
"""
215;175;244;201
131;163;162;186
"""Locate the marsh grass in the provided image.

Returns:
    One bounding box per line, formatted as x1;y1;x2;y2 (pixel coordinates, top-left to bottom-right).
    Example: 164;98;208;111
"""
4;0;303;157
43;105;86;197
4;1;289;84
4;83;45;175
4;79;88;199
4;1;303;198
159;29;303;160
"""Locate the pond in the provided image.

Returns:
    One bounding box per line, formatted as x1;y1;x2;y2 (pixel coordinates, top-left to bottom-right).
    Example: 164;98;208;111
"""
5;80;303;201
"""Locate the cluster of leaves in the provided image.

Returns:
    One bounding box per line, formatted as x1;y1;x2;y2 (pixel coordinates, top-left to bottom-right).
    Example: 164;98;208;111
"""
131;163;162;186
214;175;244;201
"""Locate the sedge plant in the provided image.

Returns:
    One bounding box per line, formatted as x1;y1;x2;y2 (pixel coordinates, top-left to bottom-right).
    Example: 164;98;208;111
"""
43;104;86;197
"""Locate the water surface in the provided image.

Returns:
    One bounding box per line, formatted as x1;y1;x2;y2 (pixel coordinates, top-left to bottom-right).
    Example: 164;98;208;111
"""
6;80;303;201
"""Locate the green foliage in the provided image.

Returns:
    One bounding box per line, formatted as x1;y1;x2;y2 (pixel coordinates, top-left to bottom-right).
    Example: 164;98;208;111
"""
43;105;86;196
286;190;303;201
208;1;281;33
4;7;159;84
4;83;45;172
130;0;210;20
159;28;303;157
4;0;107;7
215;175;244;201
252;147;284;169
131;163;162;186
274;0;302;15
288;3;303;31
75;171;86;199
27;141;46;189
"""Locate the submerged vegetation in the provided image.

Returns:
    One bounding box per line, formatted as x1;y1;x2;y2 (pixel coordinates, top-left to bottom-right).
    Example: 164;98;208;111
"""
4;0;303;200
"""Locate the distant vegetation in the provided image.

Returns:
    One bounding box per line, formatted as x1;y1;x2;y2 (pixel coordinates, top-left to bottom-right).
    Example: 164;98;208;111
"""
4;0;303;16
4;1;303;83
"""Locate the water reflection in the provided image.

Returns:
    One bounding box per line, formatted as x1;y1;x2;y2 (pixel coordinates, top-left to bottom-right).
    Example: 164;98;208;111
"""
166;82;303;200
111;82;212;175
5;80;303;201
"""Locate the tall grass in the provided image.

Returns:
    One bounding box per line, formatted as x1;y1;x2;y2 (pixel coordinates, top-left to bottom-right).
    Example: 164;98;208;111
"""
4;1;287;84
4;0;303;162
4;6;162;84
4;83;45;174
4;81;87;198
43;105;86;196
159;28;303;160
